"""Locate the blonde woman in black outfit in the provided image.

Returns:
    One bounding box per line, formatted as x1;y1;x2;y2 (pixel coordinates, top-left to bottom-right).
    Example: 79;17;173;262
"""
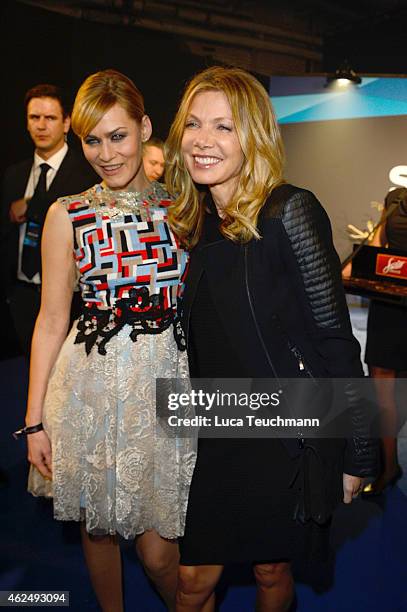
165;66;377;611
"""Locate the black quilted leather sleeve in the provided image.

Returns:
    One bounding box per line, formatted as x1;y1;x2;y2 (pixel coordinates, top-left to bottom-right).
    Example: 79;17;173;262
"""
280;189;360;369
280;188;378;477
280;189;347;330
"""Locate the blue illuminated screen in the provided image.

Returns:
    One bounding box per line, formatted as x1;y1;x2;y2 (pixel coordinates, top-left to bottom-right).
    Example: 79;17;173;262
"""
269;76;407;124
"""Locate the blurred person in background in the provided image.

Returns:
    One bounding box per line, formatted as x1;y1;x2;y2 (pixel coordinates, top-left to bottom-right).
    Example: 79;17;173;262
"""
143;136;165;182
0;83;97;356
362;187;406;496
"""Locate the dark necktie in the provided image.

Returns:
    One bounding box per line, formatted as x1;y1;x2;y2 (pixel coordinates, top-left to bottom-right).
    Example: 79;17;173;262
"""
21;163;51;279
34;162;51;199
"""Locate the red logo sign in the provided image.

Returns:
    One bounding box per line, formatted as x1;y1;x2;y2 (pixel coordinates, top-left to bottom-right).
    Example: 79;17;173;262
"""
375;254;407;280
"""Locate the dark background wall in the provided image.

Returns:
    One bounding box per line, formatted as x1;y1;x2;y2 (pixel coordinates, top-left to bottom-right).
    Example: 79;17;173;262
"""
1;0;207;171
324;7;407;76
282;114;407;260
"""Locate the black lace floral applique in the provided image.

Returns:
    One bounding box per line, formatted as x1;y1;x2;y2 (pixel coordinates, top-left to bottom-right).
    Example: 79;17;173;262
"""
75;287;186;356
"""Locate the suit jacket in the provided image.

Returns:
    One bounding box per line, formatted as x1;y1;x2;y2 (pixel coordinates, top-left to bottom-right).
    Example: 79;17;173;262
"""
180;184;378;523
0;146;98;288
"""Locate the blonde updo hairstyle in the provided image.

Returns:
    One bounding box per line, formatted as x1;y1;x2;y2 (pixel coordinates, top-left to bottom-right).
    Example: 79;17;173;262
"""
165;66;285;248
71;69;145;139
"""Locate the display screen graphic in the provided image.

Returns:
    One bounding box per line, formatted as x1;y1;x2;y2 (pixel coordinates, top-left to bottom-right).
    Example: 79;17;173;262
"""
267;76;407;261
270;77;407;123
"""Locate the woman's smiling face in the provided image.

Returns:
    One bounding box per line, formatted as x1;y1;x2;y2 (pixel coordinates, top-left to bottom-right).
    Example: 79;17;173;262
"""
82;103;151;191
181;90;244;208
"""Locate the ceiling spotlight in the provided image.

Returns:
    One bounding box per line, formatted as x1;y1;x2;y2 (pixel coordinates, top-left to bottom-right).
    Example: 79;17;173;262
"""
327;60;361;86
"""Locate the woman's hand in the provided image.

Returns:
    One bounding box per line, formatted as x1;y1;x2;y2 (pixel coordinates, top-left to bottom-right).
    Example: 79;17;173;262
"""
343;473;364;503
341;261;352;279
27;430;52;479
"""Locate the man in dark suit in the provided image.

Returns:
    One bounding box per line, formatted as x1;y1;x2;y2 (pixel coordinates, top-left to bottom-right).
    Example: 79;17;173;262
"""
1;83;98;356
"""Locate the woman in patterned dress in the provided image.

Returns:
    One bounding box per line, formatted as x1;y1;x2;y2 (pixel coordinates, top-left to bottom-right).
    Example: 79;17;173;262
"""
23;70;196;611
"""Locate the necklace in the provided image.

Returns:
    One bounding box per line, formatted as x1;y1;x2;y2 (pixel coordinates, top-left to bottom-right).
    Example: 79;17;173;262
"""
89;181;169;219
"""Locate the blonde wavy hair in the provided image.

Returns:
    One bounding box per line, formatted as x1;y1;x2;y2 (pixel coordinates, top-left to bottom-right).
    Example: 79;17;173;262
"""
166;66;285;248
71;69;145;139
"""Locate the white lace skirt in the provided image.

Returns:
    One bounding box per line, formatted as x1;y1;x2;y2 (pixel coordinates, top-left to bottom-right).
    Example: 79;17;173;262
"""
28;324;196;540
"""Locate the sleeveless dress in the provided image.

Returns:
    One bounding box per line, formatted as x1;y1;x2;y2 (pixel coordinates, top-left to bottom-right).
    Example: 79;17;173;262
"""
28;182;197;540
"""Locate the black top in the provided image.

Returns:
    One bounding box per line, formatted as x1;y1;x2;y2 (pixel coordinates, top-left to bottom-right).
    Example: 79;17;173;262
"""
189;205;248;379
180;185;377;481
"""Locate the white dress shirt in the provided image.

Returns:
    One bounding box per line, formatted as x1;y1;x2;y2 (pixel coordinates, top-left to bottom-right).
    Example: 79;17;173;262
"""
18;143;69;283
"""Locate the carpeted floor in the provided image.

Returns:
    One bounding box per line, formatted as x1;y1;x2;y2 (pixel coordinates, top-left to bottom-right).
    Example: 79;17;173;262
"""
1;356;406;611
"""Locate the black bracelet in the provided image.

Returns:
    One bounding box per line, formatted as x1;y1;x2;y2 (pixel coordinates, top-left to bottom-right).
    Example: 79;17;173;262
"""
12;423;43;440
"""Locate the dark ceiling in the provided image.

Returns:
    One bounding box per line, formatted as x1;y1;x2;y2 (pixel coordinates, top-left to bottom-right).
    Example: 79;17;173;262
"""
15;0;407;75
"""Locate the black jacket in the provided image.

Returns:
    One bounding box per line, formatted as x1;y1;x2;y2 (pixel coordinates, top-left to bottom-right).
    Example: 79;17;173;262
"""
181;184;377;522
0;146;98;288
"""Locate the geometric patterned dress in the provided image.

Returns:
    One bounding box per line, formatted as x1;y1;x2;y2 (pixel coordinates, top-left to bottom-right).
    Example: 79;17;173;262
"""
28;182;196;540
